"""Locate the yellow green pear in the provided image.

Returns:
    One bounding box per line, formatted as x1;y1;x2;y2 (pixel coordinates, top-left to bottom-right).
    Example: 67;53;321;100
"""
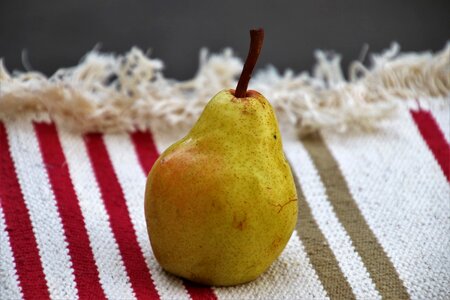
144;29;298;286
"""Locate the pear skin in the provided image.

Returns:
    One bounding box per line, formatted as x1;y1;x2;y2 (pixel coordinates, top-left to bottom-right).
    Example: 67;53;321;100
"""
145;89;298;286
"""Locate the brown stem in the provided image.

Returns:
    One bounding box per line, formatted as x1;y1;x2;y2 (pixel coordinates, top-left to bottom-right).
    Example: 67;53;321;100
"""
235;28;264;98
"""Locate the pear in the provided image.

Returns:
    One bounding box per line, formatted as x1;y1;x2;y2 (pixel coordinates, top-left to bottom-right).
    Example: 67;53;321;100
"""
145;29;298;286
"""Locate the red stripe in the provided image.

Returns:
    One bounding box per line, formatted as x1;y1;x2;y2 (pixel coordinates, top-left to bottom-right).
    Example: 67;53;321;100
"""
0;122;50;300
411;109;450;181
84;133;160;300
182;281;219;300
130;131;218;300
34;122;107;300
131;131;159;175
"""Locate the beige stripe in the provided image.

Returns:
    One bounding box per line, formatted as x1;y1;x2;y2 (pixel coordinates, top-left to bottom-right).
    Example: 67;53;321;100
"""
289;159;356;300
302;133;409;300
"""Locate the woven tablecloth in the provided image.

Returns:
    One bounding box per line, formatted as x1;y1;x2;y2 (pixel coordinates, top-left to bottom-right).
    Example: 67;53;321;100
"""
1;45;449;299
1;102;449;300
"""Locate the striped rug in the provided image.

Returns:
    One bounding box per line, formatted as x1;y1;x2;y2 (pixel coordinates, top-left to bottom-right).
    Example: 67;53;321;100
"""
1;100;449;300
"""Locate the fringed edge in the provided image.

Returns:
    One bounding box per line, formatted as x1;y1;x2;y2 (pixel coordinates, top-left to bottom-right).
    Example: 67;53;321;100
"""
0;43;449;134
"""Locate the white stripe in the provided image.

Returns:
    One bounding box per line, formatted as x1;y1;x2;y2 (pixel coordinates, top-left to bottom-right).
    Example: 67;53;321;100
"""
6;119;78;300
103;133;191;300
150;124;188;154
0;206;23;300
57;129;136;300
214;232;328;299
427;98;450;144
322;107;450;299
283;127;381;300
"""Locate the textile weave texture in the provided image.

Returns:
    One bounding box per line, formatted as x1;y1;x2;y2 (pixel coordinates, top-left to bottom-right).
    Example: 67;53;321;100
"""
0;100;449;300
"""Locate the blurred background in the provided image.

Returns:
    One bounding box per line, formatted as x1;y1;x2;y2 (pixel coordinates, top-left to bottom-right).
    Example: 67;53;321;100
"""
1;0;449;80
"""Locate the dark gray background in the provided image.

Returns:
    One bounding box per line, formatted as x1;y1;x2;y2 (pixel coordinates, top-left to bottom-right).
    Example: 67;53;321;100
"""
1;0;449;80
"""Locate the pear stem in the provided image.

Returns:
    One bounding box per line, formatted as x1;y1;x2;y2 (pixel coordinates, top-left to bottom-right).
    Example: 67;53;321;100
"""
235;28;264;98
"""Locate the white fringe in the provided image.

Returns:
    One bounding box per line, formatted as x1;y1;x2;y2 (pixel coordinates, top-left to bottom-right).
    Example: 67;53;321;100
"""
0;43;449;134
